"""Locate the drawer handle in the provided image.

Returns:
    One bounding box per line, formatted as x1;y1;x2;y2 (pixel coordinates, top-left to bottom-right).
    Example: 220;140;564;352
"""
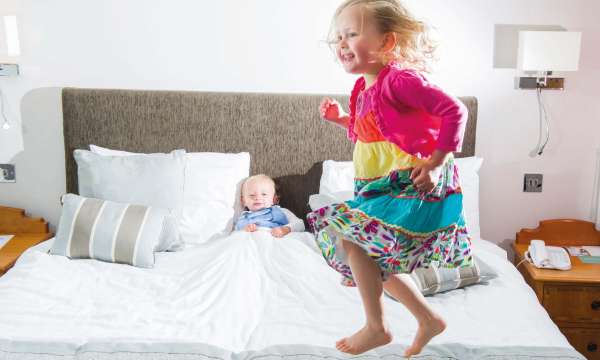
588;343;598;352
592;300;600;311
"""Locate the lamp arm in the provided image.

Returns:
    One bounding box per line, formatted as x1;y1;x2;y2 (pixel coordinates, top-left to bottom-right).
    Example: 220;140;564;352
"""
529;87;550;157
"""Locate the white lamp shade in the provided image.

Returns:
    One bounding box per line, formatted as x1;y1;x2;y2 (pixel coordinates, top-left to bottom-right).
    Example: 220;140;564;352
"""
0;15;20;63
517;31;582;72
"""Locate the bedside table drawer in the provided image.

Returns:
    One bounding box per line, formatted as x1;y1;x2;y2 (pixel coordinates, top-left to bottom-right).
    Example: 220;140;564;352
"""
561;328;600;360
544;285;600;323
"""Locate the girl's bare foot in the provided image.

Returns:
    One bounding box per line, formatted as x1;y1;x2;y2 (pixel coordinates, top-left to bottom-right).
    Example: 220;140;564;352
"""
404;317;446;357
336;325;392;355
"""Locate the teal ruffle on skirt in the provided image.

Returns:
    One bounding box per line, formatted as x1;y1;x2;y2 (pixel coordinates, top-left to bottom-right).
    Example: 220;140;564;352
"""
307;160;473;286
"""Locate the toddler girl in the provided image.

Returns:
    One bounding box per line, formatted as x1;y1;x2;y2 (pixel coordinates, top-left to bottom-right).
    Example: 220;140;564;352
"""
308;0;472;356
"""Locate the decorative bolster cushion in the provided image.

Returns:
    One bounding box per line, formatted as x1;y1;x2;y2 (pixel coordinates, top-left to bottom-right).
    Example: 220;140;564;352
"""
51;193;179;268
384;255;497;298
408;255;497;296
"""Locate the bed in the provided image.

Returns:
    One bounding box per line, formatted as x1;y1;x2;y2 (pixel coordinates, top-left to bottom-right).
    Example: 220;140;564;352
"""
0;88;585;359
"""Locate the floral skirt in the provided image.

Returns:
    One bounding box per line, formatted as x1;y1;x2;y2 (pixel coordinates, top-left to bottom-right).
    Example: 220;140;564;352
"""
307;160;472;286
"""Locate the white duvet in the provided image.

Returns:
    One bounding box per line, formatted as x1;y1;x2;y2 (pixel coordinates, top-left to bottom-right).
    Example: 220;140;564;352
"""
0;231;574;357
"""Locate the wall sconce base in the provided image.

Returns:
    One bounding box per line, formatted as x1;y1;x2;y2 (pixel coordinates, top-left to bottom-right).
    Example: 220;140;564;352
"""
517;76;564;90
0;63;19;76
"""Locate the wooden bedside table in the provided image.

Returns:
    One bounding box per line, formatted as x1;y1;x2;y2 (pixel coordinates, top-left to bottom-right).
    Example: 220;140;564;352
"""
513;219;600;360
0;206;53;276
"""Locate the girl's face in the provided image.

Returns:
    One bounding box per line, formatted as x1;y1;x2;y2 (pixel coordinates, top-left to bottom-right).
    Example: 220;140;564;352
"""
241;178;276;211
334;5;387;75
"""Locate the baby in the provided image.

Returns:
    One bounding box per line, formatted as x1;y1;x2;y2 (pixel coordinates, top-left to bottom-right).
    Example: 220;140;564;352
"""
235;174;304;237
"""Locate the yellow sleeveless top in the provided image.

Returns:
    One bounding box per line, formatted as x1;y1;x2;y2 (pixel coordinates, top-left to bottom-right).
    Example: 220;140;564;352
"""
353;106;424;180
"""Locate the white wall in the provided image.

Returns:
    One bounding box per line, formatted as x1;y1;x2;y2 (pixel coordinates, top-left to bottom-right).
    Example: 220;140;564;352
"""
1;0;599;248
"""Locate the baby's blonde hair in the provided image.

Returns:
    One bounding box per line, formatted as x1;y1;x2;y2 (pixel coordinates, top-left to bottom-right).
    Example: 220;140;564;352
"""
330;0;437;72
241;174;277;195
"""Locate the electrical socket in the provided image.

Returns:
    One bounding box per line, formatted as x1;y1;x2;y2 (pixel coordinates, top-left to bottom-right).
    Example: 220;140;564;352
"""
523;173;543;192
0;164;16;183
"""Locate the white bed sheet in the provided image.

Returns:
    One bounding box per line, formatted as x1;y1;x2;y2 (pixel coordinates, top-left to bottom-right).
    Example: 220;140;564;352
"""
0;231;573;356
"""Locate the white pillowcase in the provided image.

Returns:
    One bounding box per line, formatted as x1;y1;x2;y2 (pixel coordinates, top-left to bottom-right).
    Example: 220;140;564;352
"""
455;156;484;239
89;145;250;245
74;149;186;251
181;152;249;245
319;160;355;198
312;157;484;238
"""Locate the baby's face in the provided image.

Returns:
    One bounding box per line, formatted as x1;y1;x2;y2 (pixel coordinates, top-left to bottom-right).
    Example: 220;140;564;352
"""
242;178;276;211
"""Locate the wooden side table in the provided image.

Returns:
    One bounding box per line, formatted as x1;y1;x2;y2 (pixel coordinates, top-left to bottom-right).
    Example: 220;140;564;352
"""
0;206;53;276
513;219;600;360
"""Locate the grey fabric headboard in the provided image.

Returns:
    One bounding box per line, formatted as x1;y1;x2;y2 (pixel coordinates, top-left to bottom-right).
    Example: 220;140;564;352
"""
62;88;477;218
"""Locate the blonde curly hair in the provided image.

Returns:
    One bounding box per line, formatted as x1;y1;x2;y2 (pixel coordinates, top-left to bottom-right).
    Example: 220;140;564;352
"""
329;0;437;73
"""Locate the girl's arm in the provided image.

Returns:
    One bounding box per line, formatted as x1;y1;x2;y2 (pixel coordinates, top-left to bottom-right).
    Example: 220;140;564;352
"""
330;115;350;129
320;98;350;129
410;150;451;193
390;71;467;152
426;149;452;168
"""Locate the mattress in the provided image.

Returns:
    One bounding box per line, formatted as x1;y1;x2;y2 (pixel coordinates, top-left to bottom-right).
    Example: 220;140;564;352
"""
0;231;583;359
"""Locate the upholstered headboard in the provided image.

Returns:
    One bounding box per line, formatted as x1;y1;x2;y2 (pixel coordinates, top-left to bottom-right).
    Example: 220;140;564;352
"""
62;88;477;218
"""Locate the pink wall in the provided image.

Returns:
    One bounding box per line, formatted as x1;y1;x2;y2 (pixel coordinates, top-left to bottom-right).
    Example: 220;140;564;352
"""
0;0;598;247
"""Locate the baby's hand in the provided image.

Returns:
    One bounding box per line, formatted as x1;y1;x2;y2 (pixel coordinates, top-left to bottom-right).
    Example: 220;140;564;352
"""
271;226;291;238
244;224;258;232
319;97;342;122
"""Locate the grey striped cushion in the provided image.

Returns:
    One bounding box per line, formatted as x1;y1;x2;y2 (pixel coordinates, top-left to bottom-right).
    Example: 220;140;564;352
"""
409;256;497;296
51;194;179;268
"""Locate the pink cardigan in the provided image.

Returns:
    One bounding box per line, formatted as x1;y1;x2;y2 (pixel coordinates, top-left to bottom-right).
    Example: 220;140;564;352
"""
348;63;467;159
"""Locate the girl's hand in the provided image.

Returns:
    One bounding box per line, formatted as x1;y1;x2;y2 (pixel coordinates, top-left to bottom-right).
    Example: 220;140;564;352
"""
244;223;257;232
319;97;350;129
410;162;442;193
271;226;291;238
319;97;343;122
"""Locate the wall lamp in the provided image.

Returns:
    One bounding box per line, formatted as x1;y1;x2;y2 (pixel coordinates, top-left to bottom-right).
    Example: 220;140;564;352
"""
515;30;582;157
517;31;582;90
0;15;19;76
0;15;20;130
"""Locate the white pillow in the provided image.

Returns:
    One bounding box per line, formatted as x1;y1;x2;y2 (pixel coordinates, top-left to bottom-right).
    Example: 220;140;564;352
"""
319;160;355;198
74;149;186;251
314;157;483;238
308;192;352;212
89;145;250;245
181;152;249;245
455;157;483;239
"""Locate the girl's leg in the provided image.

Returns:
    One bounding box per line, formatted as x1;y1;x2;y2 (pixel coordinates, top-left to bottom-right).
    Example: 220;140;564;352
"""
383;274;446;357
336;239;392;354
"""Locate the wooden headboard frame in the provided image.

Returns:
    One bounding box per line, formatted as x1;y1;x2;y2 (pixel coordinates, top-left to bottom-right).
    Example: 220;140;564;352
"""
62;88;478;218
515;219;600;246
